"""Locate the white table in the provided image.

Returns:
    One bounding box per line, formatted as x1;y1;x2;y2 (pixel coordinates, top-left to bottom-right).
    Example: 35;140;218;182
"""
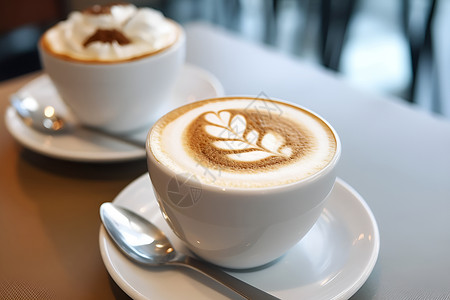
185;22;450;299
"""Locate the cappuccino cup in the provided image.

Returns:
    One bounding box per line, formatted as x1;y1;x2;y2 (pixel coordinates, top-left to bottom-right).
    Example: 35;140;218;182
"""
39;3;185;134
146;96;341;269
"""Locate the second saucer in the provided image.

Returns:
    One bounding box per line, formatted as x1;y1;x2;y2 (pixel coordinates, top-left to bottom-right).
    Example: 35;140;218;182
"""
5;64;224;163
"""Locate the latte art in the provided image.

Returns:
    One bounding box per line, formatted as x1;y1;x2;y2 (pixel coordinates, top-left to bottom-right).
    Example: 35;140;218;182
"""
186;109;313;171
149;97;338;188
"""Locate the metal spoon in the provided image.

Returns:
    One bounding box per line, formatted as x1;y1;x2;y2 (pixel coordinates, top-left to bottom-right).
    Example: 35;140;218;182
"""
10;93;145;148
100;202;279;300
10;93;65;133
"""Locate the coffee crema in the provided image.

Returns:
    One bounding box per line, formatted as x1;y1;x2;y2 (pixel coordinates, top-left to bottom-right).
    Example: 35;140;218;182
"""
40;3;180;63
149;97;338;188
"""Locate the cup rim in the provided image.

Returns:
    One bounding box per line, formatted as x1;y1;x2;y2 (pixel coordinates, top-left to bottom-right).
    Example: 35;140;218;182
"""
146;96;342;194
39;19;185;66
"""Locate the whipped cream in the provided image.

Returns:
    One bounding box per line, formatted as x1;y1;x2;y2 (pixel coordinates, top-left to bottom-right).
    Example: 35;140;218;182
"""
42;4;179;62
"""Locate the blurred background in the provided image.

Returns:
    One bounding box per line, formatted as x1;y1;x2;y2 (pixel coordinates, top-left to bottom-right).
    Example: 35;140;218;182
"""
1;0;448;118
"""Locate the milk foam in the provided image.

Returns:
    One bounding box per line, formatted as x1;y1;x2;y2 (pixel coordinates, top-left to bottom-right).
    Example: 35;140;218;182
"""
150;98;337;188
42;4;178;62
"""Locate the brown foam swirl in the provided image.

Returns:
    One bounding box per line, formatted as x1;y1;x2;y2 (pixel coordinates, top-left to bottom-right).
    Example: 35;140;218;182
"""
83;29;131;47
185;109;315;172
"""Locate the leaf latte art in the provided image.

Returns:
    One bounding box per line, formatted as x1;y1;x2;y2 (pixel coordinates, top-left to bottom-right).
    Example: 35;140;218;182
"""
186;109;313;171
149;97;338;188
204;111;293;161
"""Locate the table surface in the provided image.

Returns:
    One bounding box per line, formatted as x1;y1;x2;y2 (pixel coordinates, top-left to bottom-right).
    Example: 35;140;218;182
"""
1;22;450;300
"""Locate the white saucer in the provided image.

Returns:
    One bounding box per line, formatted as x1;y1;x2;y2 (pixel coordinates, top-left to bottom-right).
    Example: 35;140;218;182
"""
4;64;224;163
99;176;380;300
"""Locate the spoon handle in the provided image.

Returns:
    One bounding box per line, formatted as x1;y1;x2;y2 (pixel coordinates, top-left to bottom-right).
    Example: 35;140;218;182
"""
177;256;280;300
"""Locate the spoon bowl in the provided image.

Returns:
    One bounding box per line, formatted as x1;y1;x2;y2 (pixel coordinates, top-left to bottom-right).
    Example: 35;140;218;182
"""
100;203;177;265
100;202;279;300
10;93;65;133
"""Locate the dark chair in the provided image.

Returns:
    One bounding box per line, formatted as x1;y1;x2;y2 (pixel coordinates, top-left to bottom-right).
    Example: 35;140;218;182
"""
0;0;65;81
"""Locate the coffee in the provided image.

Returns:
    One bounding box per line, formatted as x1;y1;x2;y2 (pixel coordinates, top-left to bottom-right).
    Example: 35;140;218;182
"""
40;3;180;63
147;96;341;268
149;97;337;188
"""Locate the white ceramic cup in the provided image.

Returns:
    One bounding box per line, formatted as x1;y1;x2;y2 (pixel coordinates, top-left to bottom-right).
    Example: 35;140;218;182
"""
38;26;185;134
146;99;341;269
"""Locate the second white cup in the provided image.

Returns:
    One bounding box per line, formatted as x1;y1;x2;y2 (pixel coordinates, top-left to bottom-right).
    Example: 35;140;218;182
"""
39;7;185;134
